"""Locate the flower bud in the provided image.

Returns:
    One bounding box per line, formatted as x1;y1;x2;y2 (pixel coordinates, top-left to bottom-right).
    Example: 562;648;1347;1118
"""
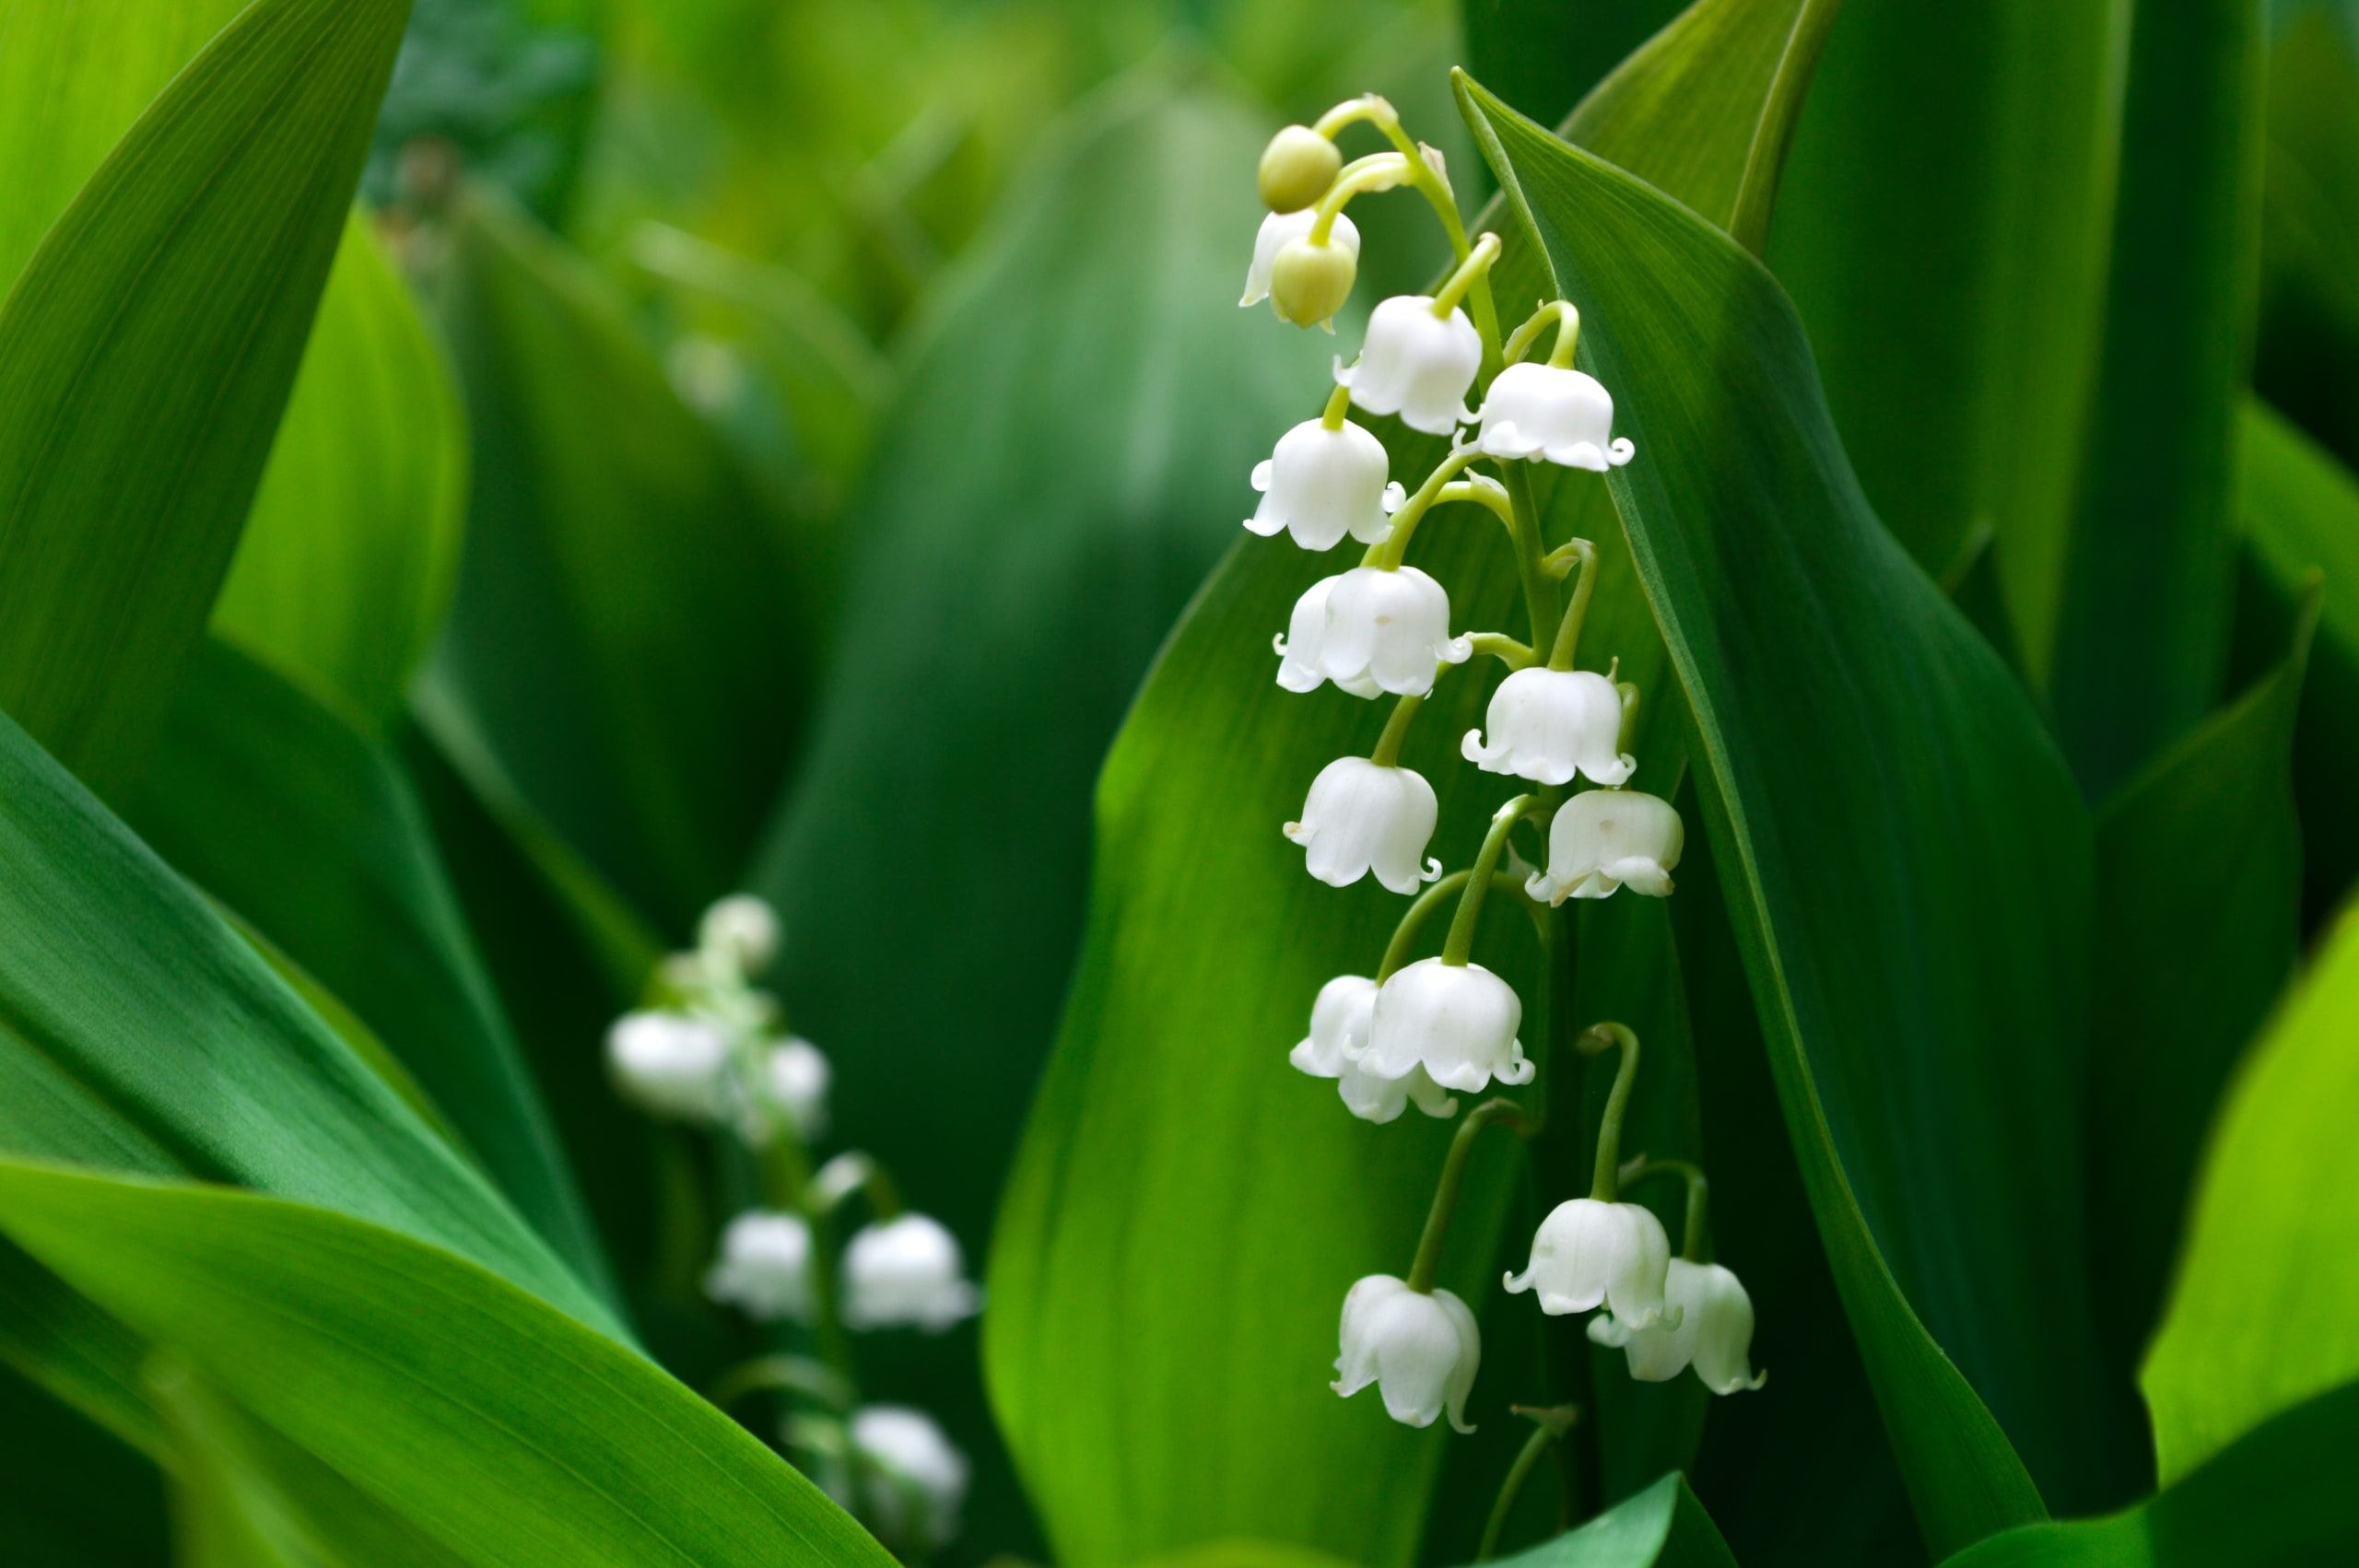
1259;124;1343;213
1284;756;1441;895
1332;1274;1481;1432
1271;235;1357;329
849;1405;968;1552
842;1213;981;1332
1526;789;1684;904
698;893;780;976
606;1010;730;1121
1589;1258;1766;1394
704;1210;813;1322
1461;667;1633;787
1243;210;1359;311
765;1036;831;1141
1504;1197;1676;1328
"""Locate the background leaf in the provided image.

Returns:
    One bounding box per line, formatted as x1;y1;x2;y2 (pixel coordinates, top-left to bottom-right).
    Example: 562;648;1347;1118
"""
1459;0;1687;133
0;0;412;790
0;1360;168;1566
1487;1472;1734;1568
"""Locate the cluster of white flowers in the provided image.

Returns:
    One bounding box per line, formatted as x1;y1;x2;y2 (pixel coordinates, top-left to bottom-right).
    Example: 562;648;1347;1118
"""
1238;99;1760;1438
605;895;974;1554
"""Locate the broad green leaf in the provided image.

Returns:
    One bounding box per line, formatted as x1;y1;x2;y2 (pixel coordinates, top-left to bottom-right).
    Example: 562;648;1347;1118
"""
0;0;412;792
426;181;807;932
0;1158;895;1568
0;1359;168;1567
212;215;469;729
2084;600;2311;1384
2236;396;2359;918
1486;1473;1734;1568
123;638;616;1305
0;702;621;1342
1126;1540;1363;1568
1460;0;1687;132
1461;76;2140;1540
2048;0;2267;797
2252;6;2359;476
1941;1381;2359;1567
2141;900;2359;1481
1765;0;2126;661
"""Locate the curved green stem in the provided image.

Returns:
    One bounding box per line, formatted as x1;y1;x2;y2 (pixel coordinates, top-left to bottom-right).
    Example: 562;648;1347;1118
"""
1370;693;1422;767
807;1150;904;1223
1545;540;1599;672
1579;1023;1640;1201
1309;152;1414;244
1432;232;1501;319
1405;1097;1529;1293
1379;871;1536;982
1372;447;1483;568
1616;682;1641;755
1502;301;1579;369
710;1353;853;1414
1319;381;1353;431
1470;633;1535;670
1621;1158;1709;1262
1441;796;1545;966
1475;1406;1581;1561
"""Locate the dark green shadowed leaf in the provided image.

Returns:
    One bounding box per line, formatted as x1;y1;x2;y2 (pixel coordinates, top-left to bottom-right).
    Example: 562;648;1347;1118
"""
1461;76;2137;1539
1941;1381;2359;1568
0;1159;898;1568
0;1360;169;1567
1485;1472;1735;1568
2048;0;2266;799
2142;901;2359;1482
0;0;412;792
426;182;808;933
1764;0;2126;651
212;215;470;730
2251;6;2359;480
1460;0;1688;132
2084;598;2312;1390
0;704;621;1343
123;638;616;1308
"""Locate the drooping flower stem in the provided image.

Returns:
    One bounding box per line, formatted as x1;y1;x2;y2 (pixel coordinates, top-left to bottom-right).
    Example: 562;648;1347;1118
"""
1545;540;1600;672
1502;301;1580;369
808;1150;905;1223
1309;152;1414;245
1441;795;1547;965
1372;448;1483;568
757;1134;857;1385
710;1353;854;1415
1616;681;1641;755
1475;1404;1581;1562
1579;1023;1641;1201
1370;693;1424;767
1379;868;1535;981
1431;232;1502;320
1622;1158;1710;1262
1319;381;1355;431
1499;462;1560;648
1404;1096;1530;1293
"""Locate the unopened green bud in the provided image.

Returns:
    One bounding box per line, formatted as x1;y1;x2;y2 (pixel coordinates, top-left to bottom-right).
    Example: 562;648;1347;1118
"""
1259;124;1342;214
1271;236;1357;328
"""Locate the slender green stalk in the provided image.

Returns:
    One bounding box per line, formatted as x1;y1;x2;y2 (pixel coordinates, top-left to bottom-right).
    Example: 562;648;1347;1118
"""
1470;633;1535;670
1622;1158;1709;1261
1431;232;1501;318
1379;870;1534;981
1309;152;1414;244
1372;448;1482;568
1579;1024;1640;1200
710;1354;853;1414
1441;796;1544;965
1370;693;1423;766
1475;1405;1581;1561
1500;464;1558;650
1319;381;1353;431
1501;301;1579;369
1545;540;1599;672
1615;682;1641;755
1405;1097;1528;1293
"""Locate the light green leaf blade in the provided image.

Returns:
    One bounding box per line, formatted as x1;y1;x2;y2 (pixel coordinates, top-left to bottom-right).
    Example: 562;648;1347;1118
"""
1485;1473;1734;1568
1461;74;2137;1541
212;214;469;730
1764;0;2127;659
0;701;621;1343
2084;600;2311;1385
2142;898;2359;1480
0;1158;896;1568
123;638;616;1307
0;0;412;791
426;182;807;931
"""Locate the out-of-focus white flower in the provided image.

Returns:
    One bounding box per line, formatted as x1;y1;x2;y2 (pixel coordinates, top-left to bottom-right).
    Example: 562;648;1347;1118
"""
703;1210;812;1322
1588;1258;1766;1394
1461;668;1633;787
1242;210;1360;311
1289;976;1458;1123
1320;566;1473;696
1246;418;1404;551
1357;958;1534;1094
607;1010;730;1121
849;1405;968;1552
1285;757;1441;895
698;894;781;976
1503;1197;1676;1328
1274;574;1382;697
842;1214;980;1332
1336;295;1482;435
1526;789;1684;904
1472;361;1636;470
1332;1274;1481;1432
765;1036;831;1141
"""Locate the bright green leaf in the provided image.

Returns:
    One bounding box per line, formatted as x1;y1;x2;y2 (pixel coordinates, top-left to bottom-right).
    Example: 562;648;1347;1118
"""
212;215;469;730
1486;1472;1734;1568
0;0;412;791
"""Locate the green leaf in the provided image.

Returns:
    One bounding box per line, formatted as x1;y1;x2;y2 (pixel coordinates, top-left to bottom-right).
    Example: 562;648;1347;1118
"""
1485;1473;1734;1568
212;215;469;730
0;1158;895;1568
0;1359;168;1567
122;638;616;1307
0;0;411;792
2252;6;2359;477
426;182;807;931
1764;0;2127;657
1461;75;2140;1540
2084;597;2312;1385
2048;0;2267;797
2141;895;2359;1481
0;700;621;1343
1460;0;1689;133
2236;395;2359;918
1939;1381;2359;1566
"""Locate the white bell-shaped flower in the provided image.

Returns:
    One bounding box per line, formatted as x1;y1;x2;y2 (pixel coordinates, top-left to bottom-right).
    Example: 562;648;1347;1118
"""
1241;209;1360;310
1337;295;1483;435
1526;789;1684;904
606;1010;730;1121
703;1210;812;1322
1503;1197;1676;1328
1246;418;1405;550
1588;1258;1766;1394
765;1036;831;1141
842;1213;981;1332
698;892;781;975
1321;566;1473;696
1472;361;1636;470
1274;575;1382;697
1289;976;1459;1123
1461;667;1633;786
849;1405;968;1551
1358;957;1535;1094
1332;1274;1481;1432
1285;757;1441;895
